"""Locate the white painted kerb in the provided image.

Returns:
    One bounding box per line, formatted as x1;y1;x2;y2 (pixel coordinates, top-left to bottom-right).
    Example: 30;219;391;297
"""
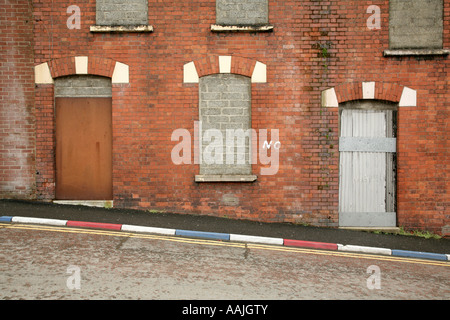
121;224;176;236
230;234;283;245
11;216;68;226
337;244;392;256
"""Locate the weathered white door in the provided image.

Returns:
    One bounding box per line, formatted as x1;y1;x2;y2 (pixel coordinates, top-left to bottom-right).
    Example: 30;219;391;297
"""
339;108;396;227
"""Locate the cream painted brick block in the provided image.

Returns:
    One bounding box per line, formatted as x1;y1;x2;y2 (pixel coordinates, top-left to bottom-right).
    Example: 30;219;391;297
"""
112;62;129;84
321;88;338;107
75;56;88;74
399;87;417;107
219;56;232;73
34;62;53;84
183;61;199;83
362;82;375;99
251;61;266;83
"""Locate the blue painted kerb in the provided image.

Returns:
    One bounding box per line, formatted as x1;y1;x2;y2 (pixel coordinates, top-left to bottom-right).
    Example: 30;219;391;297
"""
175;229;230;241
0;216;12;222
391;249;448;261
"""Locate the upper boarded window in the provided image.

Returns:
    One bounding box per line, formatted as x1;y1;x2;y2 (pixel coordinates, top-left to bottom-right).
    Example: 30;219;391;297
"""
389;0;443;49
95;0;148;26
216;0;269;26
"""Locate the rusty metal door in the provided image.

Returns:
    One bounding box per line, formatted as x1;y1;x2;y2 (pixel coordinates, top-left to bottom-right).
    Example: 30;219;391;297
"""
55;97;112;200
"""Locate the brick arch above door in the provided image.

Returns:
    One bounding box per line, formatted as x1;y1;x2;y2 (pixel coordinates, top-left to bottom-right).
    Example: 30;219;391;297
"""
34;56;130;84
321;82;417;107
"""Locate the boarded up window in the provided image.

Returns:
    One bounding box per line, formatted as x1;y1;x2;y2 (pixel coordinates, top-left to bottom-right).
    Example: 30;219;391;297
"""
389;0;443;49
216;0;269;26
96;0;148;26
199;74;252;175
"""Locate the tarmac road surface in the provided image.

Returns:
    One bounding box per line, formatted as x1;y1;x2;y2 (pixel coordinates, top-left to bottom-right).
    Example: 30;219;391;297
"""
0;222;448;301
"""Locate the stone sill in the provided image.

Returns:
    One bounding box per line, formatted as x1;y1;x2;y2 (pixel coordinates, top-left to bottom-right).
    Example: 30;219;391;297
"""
195;174;257;182
90;25;154;33
53;200;113;208
383;49;449;56
211;24;273;33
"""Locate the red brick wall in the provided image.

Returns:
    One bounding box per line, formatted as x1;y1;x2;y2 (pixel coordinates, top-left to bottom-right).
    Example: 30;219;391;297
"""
5;0;449;234
0;0;35;199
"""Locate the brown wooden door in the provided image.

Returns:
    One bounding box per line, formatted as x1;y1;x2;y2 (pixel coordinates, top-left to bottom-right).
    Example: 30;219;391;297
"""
55;97;112;200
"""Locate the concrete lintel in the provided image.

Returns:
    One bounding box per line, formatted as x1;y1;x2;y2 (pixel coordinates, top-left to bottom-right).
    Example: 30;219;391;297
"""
195;175;257;182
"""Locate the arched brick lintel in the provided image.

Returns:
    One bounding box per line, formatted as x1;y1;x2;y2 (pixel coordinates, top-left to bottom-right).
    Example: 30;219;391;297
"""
321;82;417;108
183;55;267;84
34;56;130;84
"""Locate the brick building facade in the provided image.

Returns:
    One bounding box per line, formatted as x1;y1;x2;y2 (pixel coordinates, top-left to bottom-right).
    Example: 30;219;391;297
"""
0;0;448;235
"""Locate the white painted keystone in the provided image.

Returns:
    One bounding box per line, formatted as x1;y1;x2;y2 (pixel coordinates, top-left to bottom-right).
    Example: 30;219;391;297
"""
75;56;88;75
219;56;232;74
362;82;375;99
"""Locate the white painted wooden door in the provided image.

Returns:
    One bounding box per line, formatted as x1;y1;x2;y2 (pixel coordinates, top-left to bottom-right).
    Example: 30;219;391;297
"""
339;109;396;227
